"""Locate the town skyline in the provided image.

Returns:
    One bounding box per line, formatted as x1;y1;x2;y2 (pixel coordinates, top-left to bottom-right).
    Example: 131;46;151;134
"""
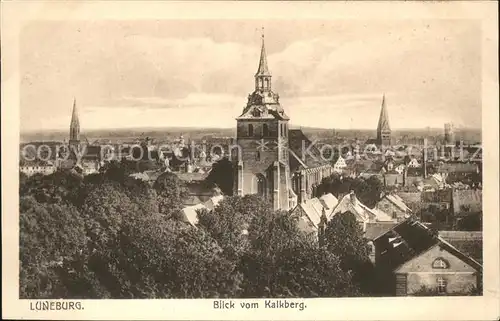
20;19;481;132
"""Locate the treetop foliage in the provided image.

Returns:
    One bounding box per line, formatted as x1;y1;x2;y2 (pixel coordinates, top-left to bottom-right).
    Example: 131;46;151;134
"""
20;163;373;299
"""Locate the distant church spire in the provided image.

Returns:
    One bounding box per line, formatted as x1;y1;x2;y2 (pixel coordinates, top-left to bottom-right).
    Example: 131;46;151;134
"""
255;29;271;91
377;94;391;146
69;97;80;145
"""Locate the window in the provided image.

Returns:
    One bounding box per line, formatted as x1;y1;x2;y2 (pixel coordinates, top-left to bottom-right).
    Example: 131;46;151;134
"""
265;78;269;88
256;151;260;161
392;211;398;219
257;174;266;199
437;277;447;294
432;258;449;269
262;124;269;137
248;124;254;136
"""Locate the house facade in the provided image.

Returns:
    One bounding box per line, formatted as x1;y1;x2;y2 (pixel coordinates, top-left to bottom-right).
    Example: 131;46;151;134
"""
375;193;412;222
373;219;482;296
395;244;480;295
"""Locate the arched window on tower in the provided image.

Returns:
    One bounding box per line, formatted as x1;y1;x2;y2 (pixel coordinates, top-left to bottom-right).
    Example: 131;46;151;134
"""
265;78;269;89
256;174;267;199
263;124;269;137
248;124;254;137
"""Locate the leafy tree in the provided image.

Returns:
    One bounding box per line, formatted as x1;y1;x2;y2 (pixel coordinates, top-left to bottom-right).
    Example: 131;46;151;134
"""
204;157;234;195
412;284;481;296
323;211;374;294
19;171;86;207
316;174;383;208
241;211;359;297
19;196;87;298
153;172;188;217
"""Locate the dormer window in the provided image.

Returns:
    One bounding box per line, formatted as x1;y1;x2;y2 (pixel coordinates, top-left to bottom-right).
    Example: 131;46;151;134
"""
432;258;449;269
252;108;262;117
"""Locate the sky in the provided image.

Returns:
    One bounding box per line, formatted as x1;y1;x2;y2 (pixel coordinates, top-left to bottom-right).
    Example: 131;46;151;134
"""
20;19;482;132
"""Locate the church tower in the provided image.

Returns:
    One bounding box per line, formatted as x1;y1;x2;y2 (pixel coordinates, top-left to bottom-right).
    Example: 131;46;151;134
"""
233;33;292;211
69;98;80;146
376;94;391;146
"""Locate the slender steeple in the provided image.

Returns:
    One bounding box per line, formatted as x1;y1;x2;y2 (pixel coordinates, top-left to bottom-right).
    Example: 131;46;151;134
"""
376;94;391;146
69;97;80;145
255;29;271;91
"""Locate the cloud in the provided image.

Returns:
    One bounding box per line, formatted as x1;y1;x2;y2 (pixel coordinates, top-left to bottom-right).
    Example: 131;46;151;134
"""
20;20;481;131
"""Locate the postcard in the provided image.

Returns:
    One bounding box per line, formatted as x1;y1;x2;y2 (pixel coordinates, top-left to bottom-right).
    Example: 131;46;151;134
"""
2;1;499;320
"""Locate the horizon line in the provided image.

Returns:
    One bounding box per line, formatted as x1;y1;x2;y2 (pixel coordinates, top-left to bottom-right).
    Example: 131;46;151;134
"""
21;124;483;134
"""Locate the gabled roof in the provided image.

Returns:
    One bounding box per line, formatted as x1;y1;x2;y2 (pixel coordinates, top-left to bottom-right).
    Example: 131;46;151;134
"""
304;200;322;226
288;129;329;170
180;203;205;227
374;219;482;272
438;231;483;264
292;193;339;230
319;193;339;211
381;193;412;213
365;221;399;240
329;193;378;223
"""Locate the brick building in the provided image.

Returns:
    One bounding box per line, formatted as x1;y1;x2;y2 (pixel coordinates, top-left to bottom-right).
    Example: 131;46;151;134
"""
233;34;332;211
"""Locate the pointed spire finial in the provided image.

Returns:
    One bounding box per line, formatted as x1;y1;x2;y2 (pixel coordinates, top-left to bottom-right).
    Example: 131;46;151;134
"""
255;29;270;77
70;97;81;144
377;93;391;143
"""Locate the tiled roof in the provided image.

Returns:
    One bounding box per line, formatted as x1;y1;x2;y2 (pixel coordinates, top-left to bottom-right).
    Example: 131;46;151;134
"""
452;189;482;214
180;203;205;227
288;129;329;170
375;219;482;271
421;189;452;203
292;193;338;230
329;193;378;223
319;193;339;211
397;192;422;204
365;221;399;240
176;172;208;182
384;194;412;212
438;162;478;173
438;231;482;264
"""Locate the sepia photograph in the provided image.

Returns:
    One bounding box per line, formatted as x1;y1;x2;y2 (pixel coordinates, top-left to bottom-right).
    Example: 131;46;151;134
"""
2;1;499;320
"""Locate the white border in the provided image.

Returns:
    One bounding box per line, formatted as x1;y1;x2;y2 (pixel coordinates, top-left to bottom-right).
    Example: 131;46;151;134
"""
2;1;499;320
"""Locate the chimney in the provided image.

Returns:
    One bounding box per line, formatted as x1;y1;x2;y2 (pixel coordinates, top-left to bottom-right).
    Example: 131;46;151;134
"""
422;147;428;179
349;190;357;205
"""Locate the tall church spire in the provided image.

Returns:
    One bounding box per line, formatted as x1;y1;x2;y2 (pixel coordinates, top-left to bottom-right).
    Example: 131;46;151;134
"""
377;94;390;132
376;94;391;146
254;30;272;91
69;97;80;145
255;31;270;77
